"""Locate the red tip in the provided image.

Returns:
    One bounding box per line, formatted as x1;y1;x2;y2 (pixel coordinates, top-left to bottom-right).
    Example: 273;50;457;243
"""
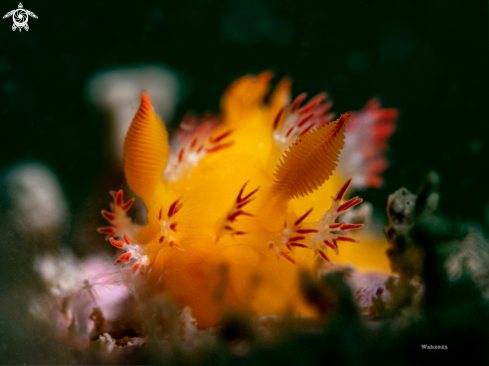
335;179;352;201
340;224;363;231
237;182;259;205
123;234;131;245
168;199;182;218
297;113;314;128
299;100;321;116
273;107;284;130
291;93;307;113
289;243;308;248
336;197;362;213
328;222;344;229
317;249;331;262
102;210;115;221
122;198;135;211
109;238;124;248
285;126;295;138
323;240;337;251
227;210;253;222
279;252;296;264
294;208;313;226
141;92;152;108
115;252;132;265
298;122;316;137
296;229;319;234
206;141;235;153
116;190;123;206
336;236;359;243
209;129;233;144
288;236;306;242
97;227;114;234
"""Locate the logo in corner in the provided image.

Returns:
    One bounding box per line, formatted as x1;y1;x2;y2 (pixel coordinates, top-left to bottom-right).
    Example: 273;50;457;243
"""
3;3;37;32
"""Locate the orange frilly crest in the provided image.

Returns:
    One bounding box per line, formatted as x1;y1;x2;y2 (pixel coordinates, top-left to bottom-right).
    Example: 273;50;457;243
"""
98;72;396;327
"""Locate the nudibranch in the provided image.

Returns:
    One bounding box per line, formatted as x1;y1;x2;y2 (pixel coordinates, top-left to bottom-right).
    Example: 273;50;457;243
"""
98;72;398;327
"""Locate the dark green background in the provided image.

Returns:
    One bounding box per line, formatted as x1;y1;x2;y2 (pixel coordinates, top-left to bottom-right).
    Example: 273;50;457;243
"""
1;0;488;229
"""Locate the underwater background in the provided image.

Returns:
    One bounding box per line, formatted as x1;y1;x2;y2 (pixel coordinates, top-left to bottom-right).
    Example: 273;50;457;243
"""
2;0;488;226
1;0;489;364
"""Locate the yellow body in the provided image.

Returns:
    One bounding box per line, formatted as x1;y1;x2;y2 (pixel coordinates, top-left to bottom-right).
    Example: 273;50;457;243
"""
115;73;390;327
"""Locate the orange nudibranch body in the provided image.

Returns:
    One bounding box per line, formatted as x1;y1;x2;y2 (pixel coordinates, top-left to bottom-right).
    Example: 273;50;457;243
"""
98;72;397;327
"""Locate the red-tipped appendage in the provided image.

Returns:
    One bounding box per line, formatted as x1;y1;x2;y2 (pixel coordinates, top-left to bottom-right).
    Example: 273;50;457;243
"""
97;189;136;240
273;92;335;146
217;182;260;240
343;99;399;188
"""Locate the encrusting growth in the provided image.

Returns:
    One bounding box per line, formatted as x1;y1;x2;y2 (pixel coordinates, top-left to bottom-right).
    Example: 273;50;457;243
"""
98;72;397;327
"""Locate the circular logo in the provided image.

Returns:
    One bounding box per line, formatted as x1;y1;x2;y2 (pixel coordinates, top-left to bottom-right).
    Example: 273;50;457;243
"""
12;9;28;27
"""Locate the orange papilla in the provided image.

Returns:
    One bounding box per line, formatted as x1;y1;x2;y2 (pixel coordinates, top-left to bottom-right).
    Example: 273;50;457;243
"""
123;92;169;207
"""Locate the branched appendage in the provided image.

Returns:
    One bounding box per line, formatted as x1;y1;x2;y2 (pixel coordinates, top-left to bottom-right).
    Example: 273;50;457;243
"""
157;198;184;250
215;182;260;242
270;179;363;264
268;207;315;264
97;190;146;274
307;179;363;260
272;92;335;149
336;99;398;189
164;114;235;181
97;190;141;241
109;235;149;275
